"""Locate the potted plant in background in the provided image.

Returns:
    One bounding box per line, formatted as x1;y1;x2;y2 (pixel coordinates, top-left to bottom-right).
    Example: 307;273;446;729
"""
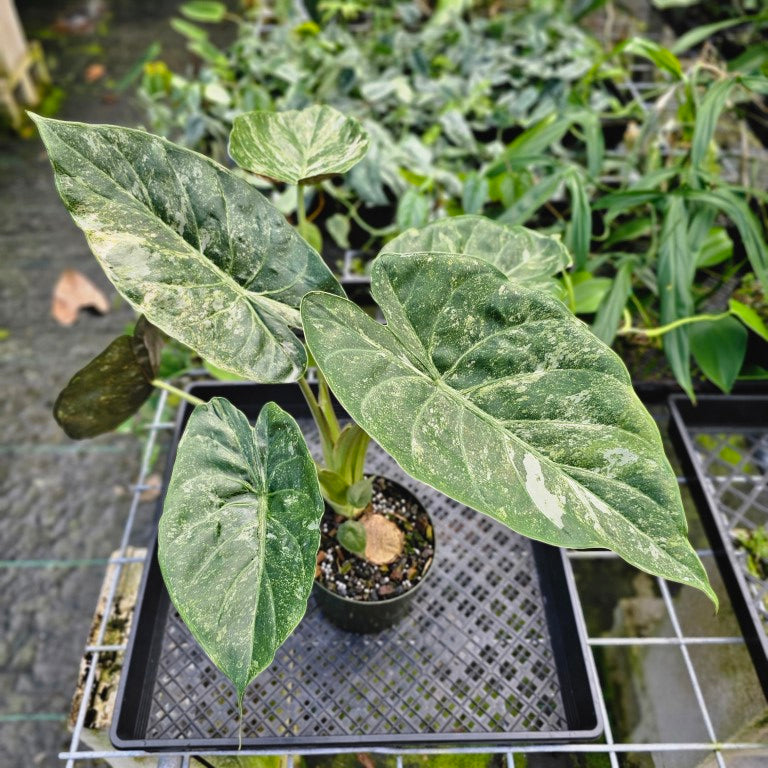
32;104;716;720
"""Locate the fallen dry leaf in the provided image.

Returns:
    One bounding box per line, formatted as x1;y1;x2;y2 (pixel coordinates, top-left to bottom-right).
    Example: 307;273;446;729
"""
362;513;404;565
52;269;110;326
84;63;106;83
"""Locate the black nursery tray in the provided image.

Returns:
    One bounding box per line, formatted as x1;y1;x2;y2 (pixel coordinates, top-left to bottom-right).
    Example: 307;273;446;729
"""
669;395;768;699
112;382;602;751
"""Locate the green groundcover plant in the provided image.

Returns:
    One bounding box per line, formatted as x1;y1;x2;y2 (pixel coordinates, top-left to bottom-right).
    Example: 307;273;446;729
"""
33;104;716;714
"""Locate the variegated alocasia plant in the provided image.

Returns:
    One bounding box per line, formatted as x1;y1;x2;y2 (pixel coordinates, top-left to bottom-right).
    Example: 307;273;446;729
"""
34;109;716;712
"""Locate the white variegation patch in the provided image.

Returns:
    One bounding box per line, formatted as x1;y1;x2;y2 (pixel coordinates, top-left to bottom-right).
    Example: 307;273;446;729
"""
522;453;565;529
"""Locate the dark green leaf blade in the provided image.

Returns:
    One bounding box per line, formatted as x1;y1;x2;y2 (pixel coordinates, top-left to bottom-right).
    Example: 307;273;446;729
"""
690;317;747;393
158;399;323;699
381;215;571;284
229;105;370;185
32;114;343;382
302;254;716;605
54;330;156;439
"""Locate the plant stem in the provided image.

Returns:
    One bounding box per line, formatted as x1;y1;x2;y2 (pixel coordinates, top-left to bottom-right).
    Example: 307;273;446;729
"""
296;184;307;232
317;369;341;441
297;375;334;467
151;379;205;406
562;270;577;313
618;310;731;338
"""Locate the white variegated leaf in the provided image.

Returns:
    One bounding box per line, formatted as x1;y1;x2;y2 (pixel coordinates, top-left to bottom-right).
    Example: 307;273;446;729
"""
229;105;370;185
381;215;571;284
32;114;343;382
159;399;323;699
302;253;716;605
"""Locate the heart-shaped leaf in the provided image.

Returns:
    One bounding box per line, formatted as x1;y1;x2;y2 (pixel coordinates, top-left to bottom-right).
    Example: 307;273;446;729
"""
54;317;164;439
690;316;747;393
32;114;343;382
380;216;571;286
229;105;370;186
338;520;367;558
159;398;323;699
302;253;716;605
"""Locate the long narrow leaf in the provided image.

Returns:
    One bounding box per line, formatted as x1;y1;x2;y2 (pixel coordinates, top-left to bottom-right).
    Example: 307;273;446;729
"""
591;260;635;345
658;198;696;399
565;171;591;271
691;79;737;173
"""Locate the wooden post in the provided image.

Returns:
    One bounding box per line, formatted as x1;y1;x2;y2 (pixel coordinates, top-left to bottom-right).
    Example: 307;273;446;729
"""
0;0;50;128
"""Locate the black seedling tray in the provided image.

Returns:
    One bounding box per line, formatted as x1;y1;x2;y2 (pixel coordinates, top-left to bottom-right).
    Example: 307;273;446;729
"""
112;382;603;751
669;395;768;699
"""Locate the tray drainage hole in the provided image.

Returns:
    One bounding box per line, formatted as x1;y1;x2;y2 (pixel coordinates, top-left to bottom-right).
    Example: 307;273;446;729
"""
464;661;484;682
472;587;490;602
514;571;532;587
480;644;498;663
502;584;520;601
499;661;516;680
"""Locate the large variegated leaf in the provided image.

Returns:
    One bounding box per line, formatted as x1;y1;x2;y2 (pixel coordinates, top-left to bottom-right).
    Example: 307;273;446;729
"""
229;105;370;185
381;216;571;284
159;398;323;699
54;317;163;439
32;114;343;382
302;254;716;604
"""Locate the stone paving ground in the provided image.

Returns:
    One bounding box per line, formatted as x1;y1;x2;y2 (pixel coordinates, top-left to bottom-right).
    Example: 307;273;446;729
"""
0;2;186;765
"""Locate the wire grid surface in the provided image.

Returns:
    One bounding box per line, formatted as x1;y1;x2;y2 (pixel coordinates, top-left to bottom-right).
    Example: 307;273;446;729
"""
138;417;572;744
61;394;768;766
691;430;768;631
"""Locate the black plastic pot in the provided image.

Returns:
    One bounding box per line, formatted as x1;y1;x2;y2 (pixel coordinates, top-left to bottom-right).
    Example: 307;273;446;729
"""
313;477;435;633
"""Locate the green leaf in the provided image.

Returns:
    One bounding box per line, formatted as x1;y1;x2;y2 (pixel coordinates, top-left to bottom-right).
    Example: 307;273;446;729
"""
337;520;367;558
298;219;323;254
692;79;736;173
179;1;227;22
729;298;768;341
229;105;370;186
572;274;612;314
326;213;351;249
331;423;370;484
54;317;163;439
31;115;343;383
396;189;430;231
683;188;768;289
461;172;489;215
672;16;759;55
695;227;734;268
624;38;683;80
170;18;208;42
159;398;323;700
187;39;228;67
591;260;635;345
317;468;350;507
690;317;747;393
487;116;573;177
659;198;696;399
347;477;373;509
302;253;716;605
565;171;591;271
497;168;569;225
381;216;571;285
